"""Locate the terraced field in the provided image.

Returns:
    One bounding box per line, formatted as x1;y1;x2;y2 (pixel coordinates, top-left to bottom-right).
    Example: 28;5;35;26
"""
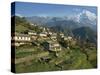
15;51;49;64
15;45;97;73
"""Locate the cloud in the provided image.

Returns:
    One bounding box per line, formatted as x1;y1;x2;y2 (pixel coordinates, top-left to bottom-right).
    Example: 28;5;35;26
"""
15;13;23;17
82;10;97;21
67;10;97;23
67;14;80;22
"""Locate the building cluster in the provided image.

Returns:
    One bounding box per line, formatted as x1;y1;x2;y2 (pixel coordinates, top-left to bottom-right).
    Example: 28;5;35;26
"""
11;24;74;52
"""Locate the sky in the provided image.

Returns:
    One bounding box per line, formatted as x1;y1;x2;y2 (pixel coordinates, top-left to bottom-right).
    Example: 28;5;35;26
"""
11;1;97;22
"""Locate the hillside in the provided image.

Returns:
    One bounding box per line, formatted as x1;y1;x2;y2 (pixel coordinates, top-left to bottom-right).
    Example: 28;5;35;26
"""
12;16;42;34
11;16;97;73
12;16;97;44
26;16;97;43
72;27;97;43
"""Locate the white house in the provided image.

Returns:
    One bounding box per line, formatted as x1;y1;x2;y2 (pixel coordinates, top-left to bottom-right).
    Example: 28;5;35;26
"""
28;32;37;40
39;32;47;37
11;33;31;46
60;33;64;38
48;32;52;35
42;41;61;52
12;34;31;41
50;33;57;41
49;43;61;51
28;32;37;35
30;23;37;26
64;36;73;41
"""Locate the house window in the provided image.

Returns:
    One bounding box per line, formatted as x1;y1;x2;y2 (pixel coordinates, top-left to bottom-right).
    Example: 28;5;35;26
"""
25;37;28;40
22;37;25;40
28;37;30;40
15;36;18;40
18;37;21;40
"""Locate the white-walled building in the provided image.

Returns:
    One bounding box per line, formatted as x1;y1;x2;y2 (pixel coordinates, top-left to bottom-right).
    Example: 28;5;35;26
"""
60;33;64;38
64;36;73;41
50;33;57;41
28;32;37;40
39;32;47;37
42;41;61;52
11;33;31;46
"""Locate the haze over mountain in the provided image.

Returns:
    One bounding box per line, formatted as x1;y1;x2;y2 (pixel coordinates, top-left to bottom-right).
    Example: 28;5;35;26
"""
72;27;97;43
25;9;97;31
25;16;96;43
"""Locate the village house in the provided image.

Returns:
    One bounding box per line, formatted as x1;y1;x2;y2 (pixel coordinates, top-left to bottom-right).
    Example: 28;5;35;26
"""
30;23;37;26
48;32;53;35
11;33;31;46
64;36;76;47
35;32;48;41
59;33;64;38
28;32;37;40
40;27;43;29
42;41;61;52
43;27;46;32
39;32;47;37
64;36;73;41
50;33;57;41
49;42;61;52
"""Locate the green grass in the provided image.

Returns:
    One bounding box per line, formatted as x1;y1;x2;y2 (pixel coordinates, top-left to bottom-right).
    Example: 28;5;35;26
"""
15;60;60;73
15;45;97;73
15;25;28;33
15;45;45;58
16;52;34;58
